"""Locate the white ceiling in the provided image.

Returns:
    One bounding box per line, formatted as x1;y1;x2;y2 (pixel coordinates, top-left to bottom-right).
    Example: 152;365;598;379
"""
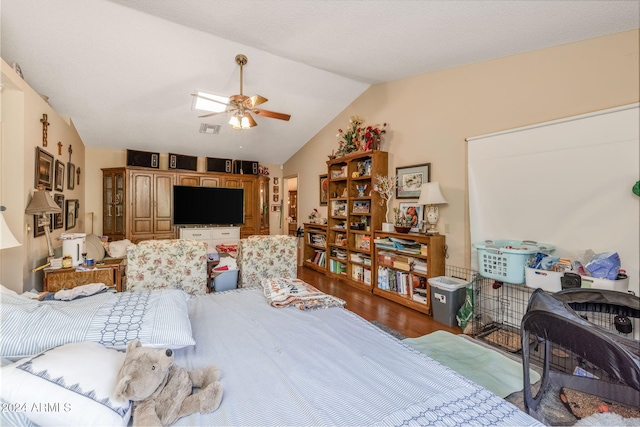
2;1;638;164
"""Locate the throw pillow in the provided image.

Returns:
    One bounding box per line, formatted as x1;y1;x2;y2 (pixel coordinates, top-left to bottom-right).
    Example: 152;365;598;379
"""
0;341;131;426
106;239;132;258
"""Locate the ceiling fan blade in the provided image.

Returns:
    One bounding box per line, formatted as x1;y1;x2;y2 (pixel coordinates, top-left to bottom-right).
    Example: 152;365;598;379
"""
191;93;230;106
243;95;268;109
253;109;291;121
198;111;229;119
245;112;258;127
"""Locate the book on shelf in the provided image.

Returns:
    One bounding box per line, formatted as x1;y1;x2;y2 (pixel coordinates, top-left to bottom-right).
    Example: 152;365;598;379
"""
352;265;364;281
309;233;326;246
310;250;326;267
330;259;346;274
392;260;411;272
412;259;427;274
363;268;371;285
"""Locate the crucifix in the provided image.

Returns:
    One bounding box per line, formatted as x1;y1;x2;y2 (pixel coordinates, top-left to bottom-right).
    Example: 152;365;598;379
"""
57;141;63;155
68;144;73;162
76;167;81;185
40;114;50;147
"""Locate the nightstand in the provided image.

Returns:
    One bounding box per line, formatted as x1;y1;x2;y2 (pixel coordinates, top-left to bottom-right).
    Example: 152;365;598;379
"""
43;258;126;292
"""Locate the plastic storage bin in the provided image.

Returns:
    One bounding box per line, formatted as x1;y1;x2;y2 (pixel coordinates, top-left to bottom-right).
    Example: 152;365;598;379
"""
580;275;630;293
428;276;470;327
525;267;563;292
473;240;555;284
212;269;238;292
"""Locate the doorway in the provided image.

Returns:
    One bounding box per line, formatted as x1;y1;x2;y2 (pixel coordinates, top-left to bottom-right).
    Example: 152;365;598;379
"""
283;175;298;236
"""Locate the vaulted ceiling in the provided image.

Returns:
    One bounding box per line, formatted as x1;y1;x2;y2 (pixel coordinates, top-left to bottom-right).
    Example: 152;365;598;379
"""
2;1;638;164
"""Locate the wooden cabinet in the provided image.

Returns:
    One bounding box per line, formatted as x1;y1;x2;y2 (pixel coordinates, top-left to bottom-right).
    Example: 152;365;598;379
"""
102;169;126;241
180;226;240;250
372;231;445;314
303;223;327;272
102;167;267;242
325;150;388;292
129;170;176;243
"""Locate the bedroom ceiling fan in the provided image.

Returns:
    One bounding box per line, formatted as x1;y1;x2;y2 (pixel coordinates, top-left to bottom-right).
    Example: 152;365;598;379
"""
193;54;291;129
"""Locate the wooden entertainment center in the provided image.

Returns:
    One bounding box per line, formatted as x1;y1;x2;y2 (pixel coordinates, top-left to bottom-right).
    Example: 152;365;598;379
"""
102;167;269;242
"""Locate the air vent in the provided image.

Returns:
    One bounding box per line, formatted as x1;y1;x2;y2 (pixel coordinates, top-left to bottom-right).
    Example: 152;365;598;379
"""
199;123;221;134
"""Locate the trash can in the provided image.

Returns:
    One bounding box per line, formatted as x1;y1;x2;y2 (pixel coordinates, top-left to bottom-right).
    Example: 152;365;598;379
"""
428;276;470;327
212;269;238;292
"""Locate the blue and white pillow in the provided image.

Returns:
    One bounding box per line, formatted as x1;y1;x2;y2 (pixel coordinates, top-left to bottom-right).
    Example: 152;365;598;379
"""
0;289;195;359
1;341;131;426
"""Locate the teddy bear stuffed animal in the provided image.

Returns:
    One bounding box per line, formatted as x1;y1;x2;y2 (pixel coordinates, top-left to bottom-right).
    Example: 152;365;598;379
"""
114;339;223;426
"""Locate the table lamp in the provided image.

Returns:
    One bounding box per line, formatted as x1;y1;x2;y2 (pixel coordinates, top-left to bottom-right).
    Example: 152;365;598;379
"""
417;182;447;234
0;206;21;249
25;187;61;258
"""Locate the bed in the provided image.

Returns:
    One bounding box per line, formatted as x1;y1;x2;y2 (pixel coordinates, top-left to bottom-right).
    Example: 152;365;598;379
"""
1;285;542;426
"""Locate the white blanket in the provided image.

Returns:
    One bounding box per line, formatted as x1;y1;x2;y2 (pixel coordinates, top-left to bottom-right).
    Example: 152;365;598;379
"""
173;287;542;427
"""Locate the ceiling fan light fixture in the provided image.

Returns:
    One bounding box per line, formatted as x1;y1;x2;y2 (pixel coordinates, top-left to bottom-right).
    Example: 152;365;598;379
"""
229;114;241;128
240;114;251;129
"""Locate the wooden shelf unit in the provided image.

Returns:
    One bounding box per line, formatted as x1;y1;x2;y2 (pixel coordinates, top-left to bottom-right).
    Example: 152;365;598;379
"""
302;223;327;273
326;150;388;292
372;231;445;315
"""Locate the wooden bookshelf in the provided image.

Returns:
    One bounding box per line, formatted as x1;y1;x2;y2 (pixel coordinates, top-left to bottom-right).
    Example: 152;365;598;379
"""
326;150;388;292
372;231;445;314
303;223;328;273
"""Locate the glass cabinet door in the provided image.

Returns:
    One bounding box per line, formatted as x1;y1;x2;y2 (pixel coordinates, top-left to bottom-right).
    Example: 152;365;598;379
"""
114;173;124;235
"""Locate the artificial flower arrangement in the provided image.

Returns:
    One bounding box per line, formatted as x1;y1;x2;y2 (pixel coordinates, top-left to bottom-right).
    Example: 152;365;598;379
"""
373;174;396;223
334;116;387;157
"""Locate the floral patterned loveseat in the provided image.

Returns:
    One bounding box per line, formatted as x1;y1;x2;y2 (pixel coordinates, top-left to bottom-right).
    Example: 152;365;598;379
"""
125;239;208;295
237;235;297;288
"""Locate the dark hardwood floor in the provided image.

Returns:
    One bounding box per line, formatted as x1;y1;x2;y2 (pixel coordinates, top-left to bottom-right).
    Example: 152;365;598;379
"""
297;266;462;338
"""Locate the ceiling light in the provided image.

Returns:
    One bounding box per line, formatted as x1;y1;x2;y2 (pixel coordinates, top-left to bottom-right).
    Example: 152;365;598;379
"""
192;91;228;113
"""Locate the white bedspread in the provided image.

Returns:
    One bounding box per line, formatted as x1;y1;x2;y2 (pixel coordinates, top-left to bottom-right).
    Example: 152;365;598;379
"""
174;287;542;426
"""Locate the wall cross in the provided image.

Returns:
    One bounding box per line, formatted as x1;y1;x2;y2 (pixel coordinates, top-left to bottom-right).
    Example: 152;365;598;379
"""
40;114;50;147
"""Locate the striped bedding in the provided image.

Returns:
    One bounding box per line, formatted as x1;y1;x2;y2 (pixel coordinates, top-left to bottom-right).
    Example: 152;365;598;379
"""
173;287;543;427
0;289;195;359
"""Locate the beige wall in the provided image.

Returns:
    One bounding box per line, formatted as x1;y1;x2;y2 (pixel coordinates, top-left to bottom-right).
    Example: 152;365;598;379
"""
1;59;86;292
84;148;284;236
284;30;640;269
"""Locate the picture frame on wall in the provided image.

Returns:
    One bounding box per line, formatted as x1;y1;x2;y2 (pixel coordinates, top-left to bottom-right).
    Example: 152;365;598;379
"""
33;215;53;237
35;147;54;190
398;202;423;232
396;163;430;199
67;163;75;190
54;160;65;192
53;194;64;230
319;174;328;206
66;199;78;230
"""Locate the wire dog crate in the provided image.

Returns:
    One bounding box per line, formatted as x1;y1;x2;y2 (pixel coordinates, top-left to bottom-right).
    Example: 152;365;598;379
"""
460;264;640;383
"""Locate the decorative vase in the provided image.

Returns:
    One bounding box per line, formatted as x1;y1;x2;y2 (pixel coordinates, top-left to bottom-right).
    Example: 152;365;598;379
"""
394;226;411;234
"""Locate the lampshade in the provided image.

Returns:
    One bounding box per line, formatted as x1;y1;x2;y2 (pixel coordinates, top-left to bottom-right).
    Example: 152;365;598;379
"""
25;188;61;214
417;182;447;206
0;207;20;249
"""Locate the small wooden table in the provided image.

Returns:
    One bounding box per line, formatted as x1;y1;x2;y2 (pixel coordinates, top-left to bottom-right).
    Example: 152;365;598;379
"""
43;258;126;292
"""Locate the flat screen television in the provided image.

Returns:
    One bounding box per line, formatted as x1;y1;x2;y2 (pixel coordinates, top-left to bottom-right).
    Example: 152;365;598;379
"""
173;185;244;226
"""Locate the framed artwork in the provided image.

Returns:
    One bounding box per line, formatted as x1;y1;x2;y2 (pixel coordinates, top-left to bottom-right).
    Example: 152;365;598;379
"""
33;214;53;237
66;199;78;230
271;204;281;212
319;174;328;206
396;163;430;199
35;147;54;190
53;194;64;229
398;202;423;232
273;186;279;194
67;163;75;190
54;160;65;191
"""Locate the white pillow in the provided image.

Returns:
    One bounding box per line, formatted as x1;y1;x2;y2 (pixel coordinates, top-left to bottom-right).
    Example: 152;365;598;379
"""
107;239;132;258
0;284;18;295
0;341;131;427
1;289;195;359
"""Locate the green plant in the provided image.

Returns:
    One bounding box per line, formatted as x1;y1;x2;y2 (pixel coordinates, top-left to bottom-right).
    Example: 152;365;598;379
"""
393;207;412;227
